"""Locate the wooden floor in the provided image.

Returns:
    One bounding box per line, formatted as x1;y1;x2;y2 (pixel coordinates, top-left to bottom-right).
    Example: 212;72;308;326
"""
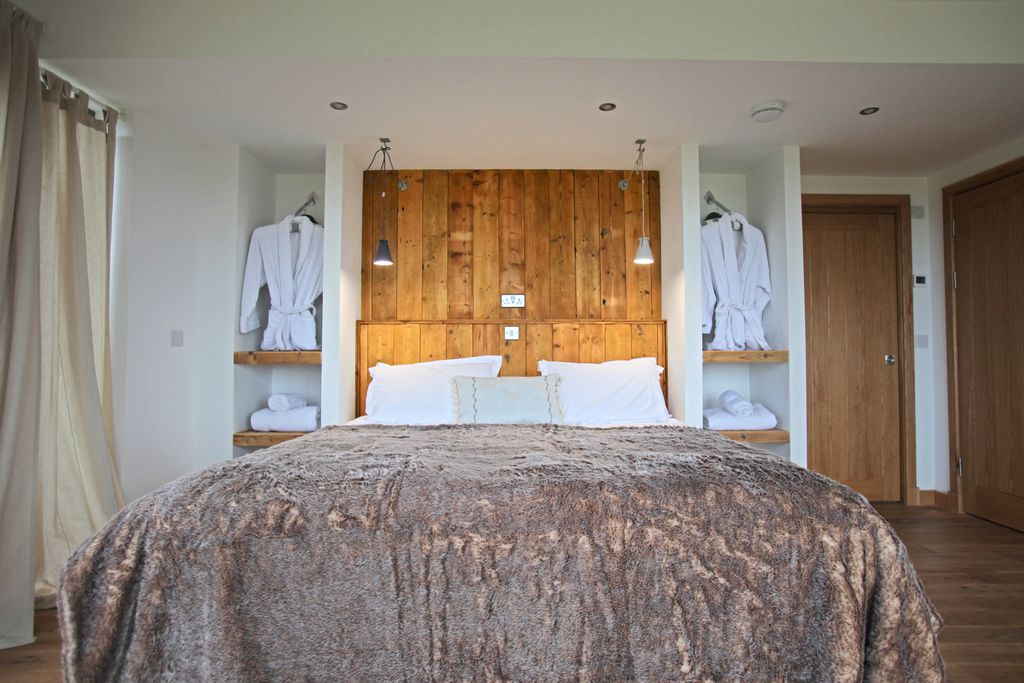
1;505;1021;681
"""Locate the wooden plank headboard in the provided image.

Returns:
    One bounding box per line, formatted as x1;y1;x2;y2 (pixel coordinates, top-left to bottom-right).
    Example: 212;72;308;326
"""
357;169;664;415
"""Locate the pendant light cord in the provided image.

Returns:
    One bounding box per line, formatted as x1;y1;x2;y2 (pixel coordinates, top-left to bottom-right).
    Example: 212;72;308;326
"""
627;141;648;240
366;142;397;241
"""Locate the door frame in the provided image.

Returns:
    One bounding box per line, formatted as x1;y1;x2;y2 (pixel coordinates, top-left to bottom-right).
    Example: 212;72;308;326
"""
942;155;1024;514
802;194;917;504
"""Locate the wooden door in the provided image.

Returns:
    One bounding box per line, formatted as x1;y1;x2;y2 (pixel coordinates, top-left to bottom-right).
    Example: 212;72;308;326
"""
804;208;904;501
951;170;1024;530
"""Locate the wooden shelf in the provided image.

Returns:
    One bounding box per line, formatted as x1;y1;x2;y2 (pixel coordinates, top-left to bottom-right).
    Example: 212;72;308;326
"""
715;429;790;444
703;350;789;363
234;351;322;365
233;431;307;448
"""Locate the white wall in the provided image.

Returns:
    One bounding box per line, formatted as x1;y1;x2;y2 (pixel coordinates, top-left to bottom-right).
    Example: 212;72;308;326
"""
662;146;700;424
112;120;339;499
112;113;238;501
275;174;326;225
745;148;805;464
694;150;805;464
318;145;365;424
232;151;277;456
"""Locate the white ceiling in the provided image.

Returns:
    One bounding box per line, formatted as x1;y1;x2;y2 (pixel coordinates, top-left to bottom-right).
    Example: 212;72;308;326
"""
42;57;1024;176
22;0;1024;64
24;0;1024;176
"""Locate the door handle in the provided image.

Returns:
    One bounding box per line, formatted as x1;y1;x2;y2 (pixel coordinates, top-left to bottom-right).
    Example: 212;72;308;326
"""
884;354;896;365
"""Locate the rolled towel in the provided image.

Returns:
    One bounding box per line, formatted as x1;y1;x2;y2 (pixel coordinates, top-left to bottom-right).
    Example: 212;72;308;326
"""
250;405;320;432
703;403;778;431
268;392;307;412
719;390;753;417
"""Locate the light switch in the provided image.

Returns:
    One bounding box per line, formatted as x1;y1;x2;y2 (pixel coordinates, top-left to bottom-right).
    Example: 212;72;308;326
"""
170;329;184;347
500;294;525;308
915;334;929;349
504;326;520;341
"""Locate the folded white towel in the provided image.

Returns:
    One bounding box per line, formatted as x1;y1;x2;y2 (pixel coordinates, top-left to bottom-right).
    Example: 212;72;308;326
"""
268;393;307;412
719;390;753;417
703;403;777;431
250;406;320;432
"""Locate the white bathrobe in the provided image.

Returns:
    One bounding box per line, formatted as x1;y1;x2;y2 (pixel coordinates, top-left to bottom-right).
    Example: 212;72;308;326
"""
240;215;324;350
701;214;772;351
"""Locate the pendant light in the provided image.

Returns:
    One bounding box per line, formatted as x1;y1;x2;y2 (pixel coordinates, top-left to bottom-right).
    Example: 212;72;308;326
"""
367;138;407;266
620;139;654;265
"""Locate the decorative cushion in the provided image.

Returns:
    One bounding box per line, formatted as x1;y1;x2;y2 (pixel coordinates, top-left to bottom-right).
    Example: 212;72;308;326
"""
452;375;564;424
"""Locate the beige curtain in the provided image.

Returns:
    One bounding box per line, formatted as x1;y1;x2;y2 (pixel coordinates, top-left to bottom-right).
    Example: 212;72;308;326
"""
0;0;42;650
34;74;123;608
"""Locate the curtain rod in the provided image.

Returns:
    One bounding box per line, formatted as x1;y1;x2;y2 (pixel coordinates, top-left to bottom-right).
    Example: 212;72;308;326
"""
39;62;125;121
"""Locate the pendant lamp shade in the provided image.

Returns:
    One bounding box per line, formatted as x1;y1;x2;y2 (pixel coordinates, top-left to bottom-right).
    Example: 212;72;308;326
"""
373;239;394;266
633;236;654;265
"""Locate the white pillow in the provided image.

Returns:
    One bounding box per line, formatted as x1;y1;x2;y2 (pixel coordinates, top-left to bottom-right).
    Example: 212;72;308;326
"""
452;375;564;424
366;356;502;424
538;358;669;425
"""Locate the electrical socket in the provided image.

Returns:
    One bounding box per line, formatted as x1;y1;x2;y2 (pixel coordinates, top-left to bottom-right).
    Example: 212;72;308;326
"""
170;329;184;347
500;294;525;308
504;326;520;341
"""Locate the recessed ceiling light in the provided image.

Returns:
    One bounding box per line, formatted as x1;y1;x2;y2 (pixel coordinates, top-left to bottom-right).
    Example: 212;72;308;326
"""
750;100;784;123
329;101;349;111
859;106;880;116
598;102;617;112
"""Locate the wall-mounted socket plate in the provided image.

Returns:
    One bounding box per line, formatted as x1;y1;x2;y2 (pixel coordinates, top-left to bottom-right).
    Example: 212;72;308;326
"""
911;206;925;219
170;329;184;347
504;326;520;341
500;294;525;308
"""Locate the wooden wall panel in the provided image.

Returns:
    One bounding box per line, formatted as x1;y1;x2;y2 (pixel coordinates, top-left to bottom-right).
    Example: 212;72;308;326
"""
472;170;500;320
396;170;423;320
421;171;448;319
446;323;472;358
447;171;474;319
499;170;526;320
574;170;603;319
360;175;373;322
647;172;663;319
600;171;627;319
363;169;658;322
523;171;550;320
548;170;577;319
393;323;421;365
624;172;652;320
552;323;580;362
525;323;553;376
420;323;446;362
369;173;398;320
359;168;665;413
357;320;666;412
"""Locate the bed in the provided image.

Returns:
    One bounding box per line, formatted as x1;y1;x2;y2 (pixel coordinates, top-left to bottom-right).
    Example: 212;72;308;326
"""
59;416;943;680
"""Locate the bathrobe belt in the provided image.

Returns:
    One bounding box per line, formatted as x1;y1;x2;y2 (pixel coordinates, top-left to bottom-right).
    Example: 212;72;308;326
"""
714;300;768;349
271;303;315;350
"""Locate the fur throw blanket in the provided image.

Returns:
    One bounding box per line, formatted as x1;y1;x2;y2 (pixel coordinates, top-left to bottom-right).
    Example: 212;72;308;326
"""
60;424;943;681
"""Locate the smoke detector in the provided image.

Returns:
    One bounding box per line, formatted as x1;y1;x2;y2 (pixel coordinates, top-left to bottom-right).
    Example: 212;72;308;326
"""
750;100;784;123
